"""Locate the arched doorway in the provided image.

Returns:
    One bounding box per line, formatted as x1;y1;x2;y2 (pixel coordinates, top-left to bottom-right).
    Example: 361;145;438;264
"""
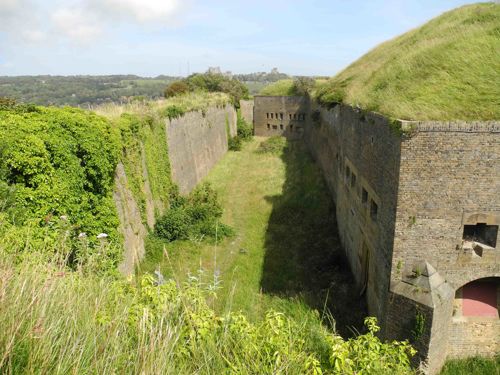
448;277;499;358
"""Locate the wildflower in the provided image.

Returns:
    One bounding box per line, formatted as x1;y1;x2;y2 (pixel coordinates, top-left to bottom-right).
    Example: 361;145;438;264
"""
97;233;108;239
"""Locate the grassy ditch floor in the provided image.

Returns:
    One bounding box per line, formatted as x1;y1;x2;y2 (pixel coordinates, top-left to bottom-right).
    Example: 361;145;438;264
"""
440;356;499;375
140;137;366;336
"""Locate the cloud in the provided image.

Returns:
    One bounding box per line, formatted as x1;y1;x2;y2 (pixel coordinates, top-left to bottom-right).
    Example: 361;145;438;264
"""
94;0;184;23
0;0;24;13
21;29;47;43
52;7;102;43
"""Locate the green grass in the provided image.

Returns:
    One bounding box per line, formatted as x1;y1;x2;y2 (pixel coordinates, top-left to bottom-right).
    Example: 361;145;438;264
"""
140;137;366;336
95;91;230;120
440;356;500;375
259;79;296;96
315;3;500;120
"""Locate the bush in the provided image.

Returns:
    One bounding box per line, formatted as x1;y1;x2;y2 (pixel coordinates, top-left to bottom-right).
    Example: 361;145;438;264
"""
162;105;185;119
164;80;189;98
155;182;232;242
236;112;253;140
155;207;190;241
228;135;242;151
257;136;287;154
162;73;249;107
0;105;121;264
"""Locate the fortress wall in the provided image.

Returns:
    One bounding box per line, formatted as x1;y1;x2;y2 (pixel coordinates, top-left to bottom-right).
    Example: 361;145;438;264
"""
239;99;254;125
392;122;500;288
254;96;309;139
116;103;236;274
390;121;500;369
167;103;237;194
303;103;402;323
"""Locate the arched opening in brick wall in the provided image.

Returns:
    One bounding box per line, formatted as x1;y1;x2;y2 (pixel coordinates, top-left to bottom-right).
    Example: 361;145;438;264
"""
448;277;499;358
453;278;499;319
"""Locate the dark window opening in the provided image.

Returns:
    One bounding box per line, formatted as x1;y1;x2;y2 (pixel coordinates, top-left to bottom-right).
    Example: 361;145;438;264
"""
362;188;368;204
272;125;278;130
293;114;297;120
370;200;378;221
275;113;279;119
351;173;357;188
280;113;284;120
266;113;269;119
463;223;498;248
289;114;292;120
267;124;270;130
290;124;294;131
280;124;283;130
270;113;274;119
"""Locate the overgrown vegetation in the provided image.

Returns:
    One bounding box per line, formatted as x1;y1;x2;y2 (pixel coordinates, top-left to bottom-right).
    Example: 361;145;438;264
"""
440;356;500;375
0;250;416;375
315;3;500;120
228;110;253;151
259;77;316;96
0;102;121;268
155;183;233;242
258;136;288;154
164;73;249;106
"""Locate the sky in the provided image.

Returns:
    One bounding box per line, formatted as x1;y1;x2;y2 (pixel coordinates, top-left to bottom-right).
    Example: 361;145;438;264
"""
0;0;475;77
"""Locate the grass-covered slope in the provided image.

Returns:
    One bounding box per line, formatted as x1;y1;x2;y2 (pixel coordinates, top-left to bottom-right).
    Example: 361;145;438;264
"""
259;79;296;96
315;3;500;120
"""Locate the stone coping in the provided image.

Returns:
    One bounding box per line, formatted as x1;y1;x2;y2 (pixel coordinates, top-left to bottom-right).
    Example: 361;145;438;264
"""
400;120;500;133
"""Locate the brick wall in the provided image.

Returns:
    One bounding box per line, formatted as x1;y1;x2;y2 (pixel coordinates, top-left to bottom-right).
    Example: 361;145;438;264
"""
253;96;309;139
304;103;402;322
392;122;500;289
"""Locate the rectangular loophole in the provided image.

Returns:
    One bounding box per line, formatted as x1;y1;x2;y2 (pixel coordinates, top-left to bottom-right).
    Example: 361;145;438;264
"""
361;188;368;204
370;200;378;221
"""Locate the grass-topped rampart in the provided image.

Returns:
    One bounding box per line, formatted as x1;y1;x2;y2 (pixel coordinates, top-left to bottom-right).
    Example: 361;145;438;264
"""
315;3;500;120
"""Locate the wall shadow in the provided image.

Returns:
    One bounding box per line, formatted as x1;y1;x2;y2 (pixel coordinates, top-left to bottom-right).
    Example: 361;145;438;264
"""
260;139;367;337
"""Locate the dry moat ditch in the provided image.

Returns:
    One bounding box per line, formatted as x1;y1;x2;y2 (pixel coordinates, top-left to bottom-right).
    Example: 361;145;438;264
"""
139;137;367;337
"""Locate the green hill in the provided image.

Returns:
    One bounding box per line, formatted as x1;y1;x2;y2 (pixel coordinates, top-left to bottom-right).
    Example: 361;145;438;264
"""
315;3;500;120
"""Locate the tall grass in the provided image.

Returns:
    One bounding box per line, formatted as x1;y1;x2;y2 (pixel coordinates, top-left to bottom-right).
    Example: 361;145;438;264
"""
95;91;230;120
315;3;500;120
259;79;296;96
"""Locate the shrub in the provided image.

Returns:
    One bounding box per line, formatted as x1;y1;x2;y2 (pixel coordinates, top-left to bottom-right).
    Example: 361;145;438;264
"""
154;207;190;241
257;136;287;155
162;105;185;119
228;135;242;151
236;112;253;140
155;182;232;242
0;105;121;264
162;73;249;107
164;80;190;98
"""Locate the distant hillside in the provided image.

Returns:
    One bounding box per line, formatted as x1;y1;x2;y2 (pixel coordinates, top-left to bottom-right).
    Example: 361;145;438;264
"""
315;3;500;120
0;75;178;107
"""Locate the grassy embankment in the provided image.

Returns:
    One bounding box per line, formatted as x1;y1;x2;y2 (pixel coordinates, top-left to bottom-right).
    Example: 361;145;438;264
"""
315;3;500;120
